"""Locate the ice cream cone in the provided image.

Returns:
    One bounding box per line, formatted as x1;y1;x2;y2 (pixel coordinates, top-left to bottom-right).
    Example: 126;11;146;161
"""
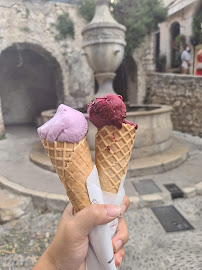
95;123;136;194
42;137;93;212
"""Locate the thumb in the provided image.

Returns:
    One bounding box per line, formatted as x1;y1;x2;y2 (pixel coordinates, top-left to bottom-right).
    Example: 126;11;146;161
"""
70;204;121;237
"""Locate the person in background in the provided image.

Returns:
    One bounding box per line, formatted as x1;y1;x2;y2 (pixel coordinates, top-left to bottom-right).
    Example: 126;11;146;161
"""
181;46;191;74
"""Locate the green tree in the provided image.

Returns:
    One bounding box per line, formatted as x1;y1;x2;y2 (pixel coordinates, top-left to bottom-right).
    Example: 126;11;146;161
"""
192;0;202;46
78;0;95;22
79;0;167;56
54;13;75;41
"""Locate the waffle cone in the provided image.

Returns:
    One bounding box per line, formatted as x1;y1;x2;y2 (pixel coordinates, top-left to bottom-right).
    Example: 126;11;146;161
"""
95;124;136;194
42;137;93;212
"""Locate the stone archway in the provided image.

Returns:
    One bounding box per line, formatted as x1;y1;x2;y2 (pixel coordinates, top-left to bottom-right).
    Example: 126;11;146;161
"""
170;22;180;68
0;42;64;125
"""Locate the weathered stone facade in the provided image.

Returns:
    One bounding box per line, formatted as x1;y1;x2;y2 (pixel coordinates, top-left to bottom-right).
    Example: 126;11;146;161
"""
146;73;202;137
0;0;94;125
159;0;198;72
132;34;155;104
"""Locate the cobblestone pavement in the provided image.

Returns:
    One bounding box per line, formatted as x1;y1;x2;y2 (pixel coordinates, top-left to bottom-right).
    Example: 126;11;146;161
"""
0;196;202;270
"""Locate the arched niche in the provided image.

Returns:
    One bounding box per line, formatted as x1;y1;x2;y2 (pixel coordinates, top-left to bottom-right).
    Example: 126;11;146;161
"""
0;42;64;125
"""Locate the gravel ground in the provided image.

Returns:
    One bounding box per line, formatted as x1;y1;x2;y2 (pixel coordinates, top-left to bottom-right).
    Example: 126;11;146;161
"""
1;196;202;270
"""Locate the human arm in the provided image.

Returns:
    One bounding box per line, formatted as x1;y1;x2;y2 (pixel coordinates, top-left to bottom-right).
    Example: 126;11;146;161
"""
33;196;130;270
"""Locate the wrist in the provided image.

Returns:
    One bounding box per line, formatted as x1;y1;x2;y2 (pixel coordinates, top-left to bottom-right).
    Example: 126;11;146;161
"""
33;249;55;270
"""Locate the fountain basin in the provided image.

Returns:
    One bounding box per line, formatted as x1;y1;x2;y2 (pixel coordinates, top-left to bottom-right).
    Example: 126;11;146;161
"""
40;105;173;159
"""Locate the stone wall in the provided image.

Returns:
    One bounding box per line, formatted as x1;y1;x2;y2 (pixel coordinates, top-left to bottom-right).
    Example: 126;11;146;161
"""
146;73;202;137
0;0;94;125
132;34;155;104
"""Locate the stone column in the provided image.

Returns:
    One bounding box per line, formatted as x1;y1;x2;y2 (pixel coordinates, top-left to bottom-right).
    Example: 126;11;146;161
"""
0;98;5;139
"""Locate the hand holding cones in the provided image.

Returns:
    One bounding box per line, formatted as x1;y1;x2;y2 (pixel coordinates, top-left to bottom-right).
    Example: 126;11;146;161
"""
37;96;138;270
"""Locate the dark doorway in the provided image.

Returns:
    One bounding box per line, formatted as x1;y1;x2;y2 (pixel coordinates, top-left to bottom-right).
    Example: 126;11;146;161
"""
0;43;63;125
170;22;180;68
154;29;160;70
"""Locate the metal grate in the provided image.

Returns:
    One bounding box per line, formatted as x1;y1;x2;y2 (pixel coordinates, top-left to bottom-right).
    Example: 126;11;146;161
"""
164;183;184;199
151;205;194;232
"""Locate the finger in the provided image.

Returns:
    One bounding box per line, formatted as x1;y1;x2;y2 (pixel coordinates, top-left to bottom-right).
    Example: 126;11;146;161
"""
57;203;74;230
120;195;130;215
112;217;128;252
63;203;74;217
114;247;125;267
69;204;121;237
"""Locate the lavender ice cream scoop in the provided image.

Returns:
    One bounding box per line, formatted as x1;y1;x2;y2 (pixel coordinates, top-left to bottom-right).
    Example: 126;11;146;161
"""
37;104;88;143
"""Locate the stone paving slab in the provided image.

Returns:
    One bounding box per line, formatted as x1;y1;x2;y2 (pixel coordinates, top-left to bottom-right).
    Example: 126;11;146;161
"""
0;196;202;270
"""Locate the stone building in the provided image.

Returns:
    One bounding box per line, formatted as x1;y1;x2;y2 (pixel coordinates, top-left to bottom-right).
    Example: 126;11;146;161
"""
0;0;151;127
159;0;199;72
0;0;94;126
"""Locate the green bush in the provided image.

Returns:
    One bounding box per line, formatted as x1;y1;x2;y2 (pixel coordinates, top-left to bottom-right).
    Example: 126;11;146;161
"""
78;0;95;22
192;0;202;46
0;134;6;140
54;13;75;41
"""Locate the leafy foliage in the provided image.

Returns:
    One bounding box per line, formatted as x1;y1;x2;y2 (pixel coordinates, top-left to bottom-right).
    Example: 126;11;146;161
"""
78;0;95;22
54;13;75;41
78;0;167;55
172;34;186;50
0;134;6;140
192;0;202;46
113;0;167;55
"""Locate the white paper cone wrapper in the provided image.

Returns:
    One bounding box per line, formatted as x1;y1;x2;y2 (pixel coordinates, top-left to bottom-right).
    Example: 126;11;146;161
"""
86;165;126;270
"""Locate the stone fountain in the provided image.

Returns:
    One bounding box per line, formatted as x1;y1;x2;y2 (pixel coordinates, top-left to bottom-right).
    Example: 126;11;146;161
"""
81;0;126;96
30;0;188;176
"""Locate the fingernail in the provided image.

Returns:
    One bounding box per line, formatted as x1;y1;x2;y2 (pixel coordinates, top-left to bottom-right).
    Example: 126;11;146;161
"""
119;257;123;265
115;240;122;252
106;205;121;217
121;204;126;215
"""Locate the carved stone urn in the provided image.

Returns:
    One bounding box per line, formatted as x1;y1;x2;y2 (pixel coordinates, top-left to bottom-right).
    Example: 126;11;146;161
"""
82;0;126;96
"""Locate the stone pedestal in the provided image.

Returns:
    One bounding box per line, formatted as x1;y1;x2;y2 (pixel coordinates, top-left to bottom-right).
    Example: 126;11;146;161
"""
0;98;5;138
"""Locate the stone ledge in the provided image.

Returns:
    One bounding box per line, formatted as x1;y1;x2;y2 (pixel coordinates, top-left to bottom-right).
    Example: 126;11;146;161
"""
0;189;32;223
195;182;202;195
183;187;196;198
30;138;189;178
1;175;201;212
140;194;165;208
0;176;68;212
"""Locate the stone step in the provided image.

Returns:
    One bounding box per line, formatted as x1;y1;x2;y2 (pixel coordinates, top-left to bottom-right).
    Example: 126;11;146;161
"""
0;189;32;223
30;137;189;177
